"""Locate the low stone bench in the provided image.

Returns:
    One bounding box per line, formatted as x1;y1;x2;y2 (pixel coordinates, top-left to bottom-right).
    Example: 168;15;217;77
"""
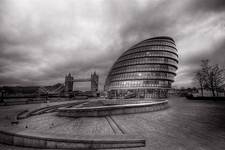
58;100;169;117
0;127;145;149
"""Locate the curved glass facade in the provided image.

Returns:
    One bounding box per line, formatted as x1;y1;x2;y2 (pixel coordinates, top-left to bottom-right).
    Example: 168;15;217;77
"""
105;36;178;99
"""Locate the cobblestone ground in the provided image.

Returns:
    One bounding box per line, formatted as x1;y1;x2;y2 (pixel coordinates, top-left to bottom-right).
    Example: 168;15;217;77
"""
0;97;225;150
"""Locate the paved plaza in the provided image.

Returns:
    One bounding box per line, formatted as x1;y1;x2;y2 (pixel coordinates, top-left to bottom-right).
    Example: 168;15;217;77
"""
0;97;225;150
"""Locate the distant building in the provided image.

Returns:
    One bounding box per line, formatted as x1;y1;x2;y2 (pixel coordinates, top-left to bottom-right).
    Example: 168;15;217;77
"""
105;36;178;99
1;86;39;97
0;84;65;98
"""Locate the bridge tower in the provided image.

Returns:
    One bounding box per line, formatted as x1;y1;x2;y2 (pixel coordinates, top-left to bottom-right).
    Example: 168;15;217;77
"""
91;72;99;92
65;73;74;93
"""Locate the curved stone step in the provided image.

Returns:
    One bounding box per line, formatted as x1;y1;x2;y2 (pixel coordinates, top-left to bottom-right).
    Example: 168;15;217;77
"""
17;101;88;119
58;100;169;117
0;127;145;149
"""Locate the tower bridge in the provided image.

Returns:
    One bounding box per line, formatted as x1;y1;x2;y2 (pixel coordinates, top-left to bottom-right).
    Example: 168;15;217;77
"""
65;72;99;93
72;78;91;82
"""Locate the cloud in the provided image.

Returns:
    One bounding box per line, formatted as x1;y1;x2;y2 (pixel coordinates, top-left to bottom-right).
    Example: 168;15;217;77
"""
188;0;225;13
0;0;225;89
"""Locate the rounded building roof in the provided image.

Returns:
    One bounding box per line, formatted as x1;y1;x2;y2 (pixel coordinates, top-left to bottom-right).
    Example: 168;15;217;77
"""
144;36;175;42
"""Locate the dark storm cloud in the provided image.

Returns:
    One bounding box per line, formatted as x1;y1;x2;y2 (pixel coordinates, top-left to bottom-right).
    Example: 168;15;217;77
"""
0;0;225;89
189;0;225;13
105;0;181;49
119;1;178;37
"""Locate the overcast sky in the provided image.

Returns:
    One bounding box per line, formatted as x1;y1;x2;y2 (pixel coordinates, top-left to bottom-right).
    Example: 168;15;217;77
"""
0;0;225;90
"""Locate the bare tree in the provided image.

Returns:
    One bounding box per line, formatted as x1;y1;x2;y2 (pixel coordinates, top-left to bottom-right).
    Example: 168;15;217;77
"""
197;59;225;97
211;65;225;96
194;60;210;97
194;71;205;96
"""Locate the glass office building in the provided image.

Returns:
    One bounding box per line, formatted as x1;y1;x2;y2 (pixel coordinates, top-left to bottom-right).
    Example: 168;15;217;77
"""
105;36;178;99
